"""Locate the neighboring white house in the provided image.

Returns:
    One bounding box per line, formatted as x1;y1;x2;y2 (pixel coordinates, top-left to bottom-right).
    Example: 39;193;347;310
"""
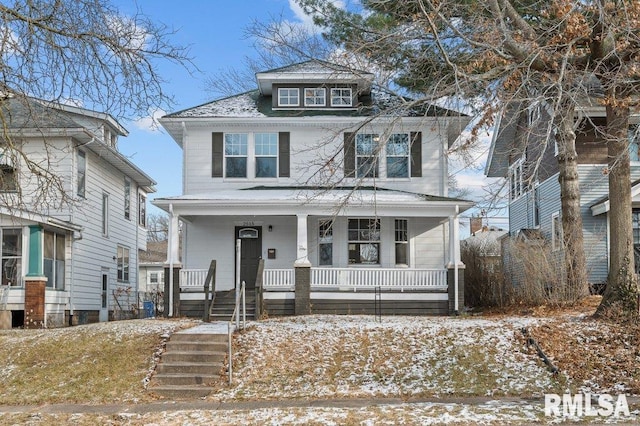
154;60;473;316
0;96;154;327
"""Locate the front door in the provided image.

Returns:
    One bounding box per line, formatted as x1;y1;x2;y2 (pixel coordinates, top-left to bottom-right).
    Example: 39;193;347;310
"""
235;227;262;290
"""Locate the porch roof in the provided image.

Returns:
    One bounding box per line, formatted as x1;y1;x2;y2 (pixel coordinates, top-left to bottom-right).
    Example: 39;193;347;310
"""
153;186;474;218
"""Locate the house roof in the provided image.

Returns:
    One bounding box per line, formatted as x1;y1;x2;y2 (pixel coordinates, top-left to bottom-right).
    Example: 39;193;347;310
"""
590;177;640;216
153;186;474;218
0;95;156;192
139;240;168;264
462;229;507;256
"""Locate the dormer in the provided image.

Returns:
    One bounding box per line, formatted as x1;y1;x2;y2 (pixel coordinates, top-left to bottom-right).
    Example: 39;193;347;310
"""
256;60;374;111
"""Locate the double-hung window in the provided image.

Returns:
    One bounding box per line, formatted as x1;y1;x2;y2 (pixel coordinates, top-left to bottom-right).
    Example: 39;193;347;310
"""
117;245;130;282
224;133;248;178
331;88;352;106
255;133;278;177
318;220;333;266
305;88;326;106
124;178;131;220
138;193;146;227
278;88;299;107
356;134;379;178
386;134;410;178
44;231;65;290
348;218;380;265
77;150;86;197
1;228;21;287
509;158;524;200
395;219;408;265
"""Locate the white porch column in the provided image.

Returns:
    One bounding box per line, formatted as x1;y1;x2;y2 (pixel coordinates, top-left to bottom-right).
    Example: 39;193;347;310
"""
166;204;182;317
447;207;461;313
295;213;311;266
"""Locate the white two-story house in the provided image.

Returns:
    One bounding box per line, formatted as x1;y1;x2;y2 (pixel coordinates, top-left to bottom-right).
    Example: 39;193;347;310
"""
154;60;472;316
0;96;154;328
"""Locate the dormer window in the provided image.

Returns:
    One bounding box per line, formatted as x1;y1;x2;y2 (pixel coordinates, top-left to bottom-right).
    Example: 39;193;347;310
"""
331;88;352;107
304;88;326;106
278;88;299;107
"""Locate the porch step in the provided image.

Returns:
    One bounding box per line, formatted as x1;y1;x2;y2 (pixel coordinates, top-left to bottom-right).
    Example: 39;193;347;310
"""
209;290;257;320
150;328;228;399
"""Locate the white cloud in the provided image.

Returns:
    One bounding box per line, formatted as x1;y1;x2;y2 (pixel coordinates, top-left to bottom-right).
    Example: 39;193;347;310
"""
287;0;346;33
133;108;165;132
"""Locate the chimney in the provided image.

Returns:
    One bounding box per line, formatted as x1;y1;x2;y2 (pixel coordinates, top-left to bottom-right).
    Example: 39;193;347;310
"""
470;217;483;235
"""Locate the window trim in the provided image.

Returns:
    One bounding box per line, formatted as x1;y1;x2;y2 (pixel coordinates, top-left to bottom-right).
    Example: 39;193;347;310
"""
304;87;326;106
278;88;300;107
331;88;353;107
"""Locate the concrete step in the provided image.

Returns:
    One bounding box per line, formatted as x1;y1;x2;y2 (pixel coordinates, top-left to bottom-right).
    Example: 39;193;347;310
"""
165;341;227;352
154;373;220;386
151;385;213;399
162;351;226;364
156;362;225;375
169;333;228;343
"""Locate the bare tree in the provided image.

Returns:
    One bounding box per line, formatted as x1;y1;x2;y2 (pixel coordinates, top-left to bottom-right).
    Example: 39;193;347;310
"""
147;212;169;242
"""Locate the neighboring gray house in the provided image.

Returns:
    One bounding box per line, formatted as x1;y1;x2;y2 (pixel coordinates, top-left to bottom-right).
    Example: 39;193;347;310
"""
0;96;155;327
486;101;640;289
154;60;473;317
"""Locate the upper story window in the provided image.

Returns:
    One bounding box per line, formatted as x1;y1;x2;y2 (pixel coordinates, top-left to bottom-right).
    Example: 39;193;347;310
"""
304;88;326;106
124;178;131;220
138;193;147;227
386;134;410;178
255;133;278;177
356;134;379;178
77;149;86;198
278;88;299;107
224;133;248;178
1;228;21;287
0;148;17;192
509;157;525;200
331;88;352;107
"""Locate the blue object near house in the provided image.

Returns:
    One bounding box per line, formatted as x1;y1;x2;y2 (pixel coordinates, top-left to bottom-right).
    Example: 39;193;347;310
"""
143;301;154;318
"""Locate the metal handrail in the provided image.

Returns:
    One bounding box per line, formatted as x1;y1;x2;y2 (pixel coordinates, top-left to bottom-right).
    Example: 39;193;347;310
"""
227;280;246;384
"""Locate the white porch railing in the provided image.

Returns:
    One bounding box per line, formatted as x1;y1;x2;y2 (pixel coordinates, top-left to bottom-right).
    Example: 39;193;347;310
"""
180;269;208;290
263;269;294;289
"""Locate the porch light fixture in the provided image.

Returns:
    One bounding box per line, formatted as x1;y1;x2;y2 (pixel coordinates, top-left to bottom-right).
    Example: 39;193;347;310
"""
268;225;273;232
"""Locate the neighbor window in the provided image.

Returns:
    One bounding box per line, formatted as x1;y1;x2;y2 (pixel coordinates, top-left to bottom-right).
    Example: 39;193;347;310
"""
386;134;410;178
77;150;86;197
552;212;562;251
102;193;109;236
632;209;640;245
224;133;248;178
304;88;326;106
150;272;158;284
356;134;379;178
1;228;21;287
124;178;131;220
44;231;65;290
331;88;352;106
278;88;299;106
318;219;333;266
117;245;130;282
629;125;640;161
255;133;278;178
348;218;380;265
138;193;146;227
395;219;408;265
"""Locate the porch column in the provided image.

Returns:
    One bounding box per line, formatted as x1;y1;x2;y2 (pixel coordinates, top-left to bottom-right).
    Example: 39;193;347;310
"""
447;209;463;315
25;225;47;328
164;205;182;318
295;214;311;315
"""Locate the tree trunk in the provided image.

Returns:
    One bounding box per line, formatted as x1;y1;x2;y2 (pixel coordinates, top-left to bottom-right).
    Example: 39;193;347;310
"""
556;102;589;300
597;102;639;316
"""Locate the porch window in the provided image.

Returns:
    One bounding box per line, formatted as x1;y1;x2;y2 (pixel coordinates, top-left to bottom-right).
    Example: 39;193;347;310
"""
318;219;333;266
386;134;410;178
44;231;65;290
356;134;379;178
278;88;299;107
224;133;248;178
304;88;326;106
331;88;352;106
395;219;408;265
255;133;278;178
1;228;21;287
348;218;380;265
117;245;130;282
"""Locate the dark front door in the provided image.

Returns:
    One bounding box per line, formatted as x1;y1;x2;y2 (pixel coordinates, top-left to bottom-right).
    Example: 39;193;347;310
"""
235;226;262;290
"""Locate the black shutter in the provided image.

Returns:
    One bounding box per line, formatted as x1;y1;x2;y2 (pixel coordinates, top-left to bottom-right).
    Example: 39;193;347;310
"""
279;132;290;177
212;132;223;177
344;132;356;177
410;131;422;177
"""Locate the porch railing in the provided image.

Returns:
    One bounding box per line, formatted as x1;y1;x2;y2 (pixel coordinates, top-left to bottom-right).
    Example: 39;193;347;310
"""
263;269;294;289
180;269;208;290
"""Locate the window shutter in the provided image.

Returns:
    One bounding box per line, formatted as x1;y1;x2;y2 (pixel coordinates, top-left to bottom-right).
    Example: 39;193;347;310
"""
410;131;422;177
344;132;356;177
212;132;223;177
279;132;290;177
